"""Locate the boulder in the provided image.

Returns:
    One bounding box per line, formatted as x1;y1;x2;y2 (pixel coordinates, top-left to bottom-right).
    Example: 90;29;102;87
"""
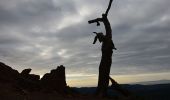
20;68;31;75
20;68;40;81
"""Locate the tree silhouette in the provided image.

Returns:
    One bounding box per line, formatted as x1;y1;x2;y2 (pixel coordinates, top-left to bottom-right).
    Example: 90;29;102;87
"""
88;0;117;97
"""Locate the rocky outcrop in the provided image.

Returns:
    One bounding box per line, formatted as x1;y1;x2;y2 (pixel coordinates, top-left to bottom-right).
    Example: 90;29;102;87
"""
0;62;67;93
0;62;19;83
41;65;67;93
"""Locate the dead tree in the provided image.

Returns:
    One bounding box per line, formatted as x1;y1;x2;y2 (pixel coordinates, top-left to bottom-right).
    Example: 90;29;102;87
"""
88;0;117;97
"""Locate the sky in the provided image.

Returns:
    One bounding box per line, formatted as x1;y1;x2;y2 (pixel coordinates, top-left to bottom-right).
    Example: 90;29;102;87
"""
0;0;170;87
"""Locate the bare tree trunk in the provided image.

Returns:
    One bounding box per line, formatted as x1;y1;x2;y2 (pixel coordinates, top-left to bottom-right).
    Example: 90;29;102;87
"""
96;47;113;96
88;0;116;97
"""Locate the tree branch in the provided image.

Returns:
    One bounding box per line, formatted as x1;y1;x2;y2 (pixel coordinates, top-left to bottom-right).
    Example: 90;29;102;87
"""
105;0;113;16
88;18;103;26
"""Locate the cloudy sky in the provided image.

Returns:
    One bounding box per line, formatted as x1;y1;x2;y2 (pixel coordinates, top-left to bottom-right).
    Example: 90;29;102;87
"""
0;0;170;87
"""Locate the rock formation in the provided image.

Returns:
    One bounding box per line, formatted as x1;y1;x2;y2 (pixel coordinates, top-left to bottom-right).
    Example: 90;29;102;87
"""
0;62;67;94
41;65;67;93
0;62;19;83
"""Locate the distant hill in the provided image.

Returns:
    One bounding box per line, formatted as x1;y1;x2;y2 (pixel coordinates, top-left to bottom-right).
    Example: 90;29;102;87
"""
132;80;170;85
74;84;170;100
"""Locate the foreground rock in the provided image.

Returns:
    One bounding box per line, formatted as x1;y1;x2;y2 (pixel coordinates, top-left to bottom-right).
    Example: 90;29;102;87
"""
0;62;70;100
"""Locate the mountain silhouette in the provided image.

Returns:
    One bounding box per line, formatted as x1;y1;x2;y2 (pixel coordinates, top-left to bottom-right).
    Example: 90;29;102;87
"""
132;80;170;85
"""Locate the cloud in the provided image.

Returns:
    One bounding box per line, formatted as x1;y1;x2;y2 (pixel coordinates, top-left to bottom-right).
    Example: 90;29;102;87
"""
0;0;170;79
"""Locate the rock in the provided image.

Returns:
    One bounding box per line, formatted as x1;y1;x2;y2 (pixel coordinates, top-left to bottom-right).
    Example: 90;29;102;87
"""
17;77;41;91
18;69;40;91
21;68;31;75
0;62;19;83
0;62;68;95
29;74;40;81
20;68;40;81
41;65;67;93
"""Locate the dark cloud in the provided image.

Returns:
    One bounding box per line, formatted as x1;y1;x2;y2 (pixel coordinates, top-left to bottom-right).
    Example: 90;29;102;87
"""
0;0;170;77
